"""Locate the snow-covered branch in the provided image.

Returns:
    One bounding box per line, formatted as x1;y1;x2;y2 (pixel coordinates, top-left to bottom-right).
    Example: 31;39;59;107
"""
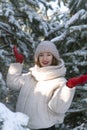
65;9;86;28
51;31;67;42
45;24;64;37
70;25;87;32
0;103;30;130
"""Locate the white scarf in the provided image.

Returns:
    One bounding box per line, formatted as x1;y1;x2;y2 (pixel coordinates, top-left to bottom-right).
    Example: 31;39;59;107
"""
30;59;66;81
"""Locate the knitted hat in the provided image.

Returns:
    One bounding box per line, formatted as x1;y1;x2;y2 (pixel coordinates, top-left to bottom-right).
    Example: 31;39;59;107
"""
35;41;60;62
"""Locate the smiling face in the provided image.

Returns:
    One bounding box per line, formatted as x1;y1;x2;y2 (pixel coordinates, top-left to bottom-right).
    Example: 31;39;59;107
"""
38;52;53;67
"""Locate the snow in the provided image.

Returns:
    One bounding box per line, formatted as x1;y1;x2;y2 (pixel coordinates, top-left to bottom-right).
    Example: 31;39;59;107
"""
0;0;87;129
47;1;69;16
73;123;87;130
65;9;86;28
0;103;30;130
0;72;6;90
51;31;67;42
82;98;87;103
70;25;87;32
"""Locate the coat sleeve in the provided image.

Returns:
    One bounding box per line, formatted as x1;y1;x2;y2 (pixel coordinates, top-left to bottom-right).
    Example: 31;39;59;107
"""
6;63;28;90
48;83;75;114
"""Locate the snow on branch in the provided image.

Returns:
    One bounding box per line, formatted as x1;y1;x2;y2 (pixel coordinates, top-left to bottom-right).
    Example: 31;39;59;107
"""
63;50;87;56
66;61;87;66
0;103;30;130
0;22;13;35
39;0;52;10
25;0;39;7
65;9;86;28
45;24;64;37
73;123;86;130
2;2;21;29
51;31;67;42
70;24;87;32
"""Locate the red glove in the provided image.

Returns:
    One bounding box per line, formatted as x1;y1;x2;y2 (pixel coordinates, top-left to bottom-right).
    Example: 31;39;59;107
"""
13;46;24;63
66;74;87;88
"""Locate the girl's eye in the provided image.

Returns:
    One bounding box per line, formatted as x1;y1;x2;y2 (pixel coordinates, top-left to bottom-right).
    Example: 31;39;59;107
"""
47;53;52;56
39;54;44;56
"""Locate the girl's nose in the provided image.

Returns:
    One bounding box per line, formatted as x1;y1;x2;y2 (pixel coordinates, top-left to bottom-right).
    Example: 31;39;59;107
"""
43;55;47;60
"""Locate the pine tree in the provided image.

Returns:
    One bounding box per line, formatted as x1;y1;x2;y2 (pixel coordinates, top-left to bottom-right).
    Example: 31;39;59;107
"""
0;0;87;129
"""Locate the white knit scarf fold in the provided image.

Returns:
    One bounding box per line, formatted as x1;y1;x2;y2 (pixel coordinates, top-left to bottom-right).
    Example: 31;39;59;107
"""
29;59;66;81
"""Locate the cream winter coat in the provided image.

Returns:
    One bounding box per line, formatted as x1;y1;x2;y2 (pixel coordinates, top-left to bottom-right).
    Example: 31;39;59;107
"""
6;59;75;129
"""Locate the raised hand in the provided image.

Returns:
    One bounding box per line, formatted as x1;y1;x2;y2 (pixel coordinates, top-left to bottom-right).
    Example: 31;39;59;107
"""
13;46;24;63
66;74;87;88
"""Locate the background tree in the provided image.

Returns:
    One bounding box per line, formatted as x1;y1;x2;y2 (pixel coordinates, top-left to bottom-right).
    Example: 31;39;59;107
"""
0;0;87;129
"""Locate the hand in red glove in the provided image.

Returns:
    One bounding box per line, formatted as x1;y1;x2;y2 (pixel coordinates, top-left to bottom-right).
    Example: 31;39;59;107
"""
66;74;87;88
13;46;24;63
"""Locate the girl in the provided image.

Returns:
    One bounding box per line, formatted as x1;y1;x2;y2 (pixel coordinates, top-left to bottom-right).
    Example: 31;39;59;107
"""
6;41;87;130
